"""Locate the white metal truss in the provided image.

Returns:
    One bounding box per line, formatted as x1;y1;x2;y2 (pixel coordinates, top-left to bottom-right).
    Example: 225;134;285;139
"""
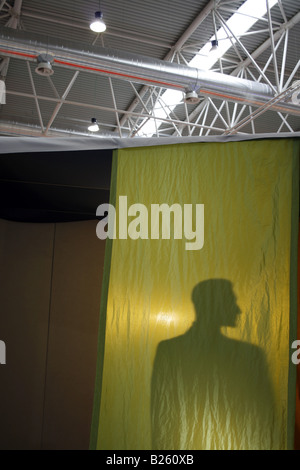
0;0;299;138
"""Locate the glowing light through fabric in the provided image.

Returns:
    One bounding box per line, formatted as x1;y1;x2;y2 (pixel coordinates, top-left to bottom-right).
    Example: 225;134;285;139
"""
90;139;299;450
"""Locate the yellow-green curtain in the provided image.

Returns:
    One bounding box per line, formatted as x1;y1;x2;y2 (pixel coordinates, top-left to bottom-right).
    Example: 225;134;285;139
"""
91;139;299;450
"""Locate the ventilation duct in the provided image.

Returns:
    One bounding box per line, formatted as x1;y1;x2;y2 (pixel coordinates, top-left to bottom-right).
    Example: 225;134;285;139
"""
0;28;299;116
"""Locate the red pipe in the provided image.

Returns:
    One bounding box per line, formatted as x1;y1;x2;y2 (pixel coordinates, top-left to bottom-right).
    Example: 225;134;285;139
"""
0;48;36;60
0;48;184;90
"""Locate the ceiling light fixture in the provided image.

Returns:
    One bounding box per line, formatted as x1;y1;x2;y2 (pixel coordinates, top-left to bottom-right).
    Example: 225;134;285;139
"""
88;118;100;132
184;90;201;104
210;39;219;52
90;11;106;33
291;80;300;105
35;54;54;76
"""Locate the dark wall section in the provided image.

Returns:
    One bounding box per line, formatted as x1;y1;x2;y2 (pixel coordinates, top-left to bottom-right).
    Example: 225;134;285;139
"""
0;220;54;449
41;221;106;450
0;219;105;450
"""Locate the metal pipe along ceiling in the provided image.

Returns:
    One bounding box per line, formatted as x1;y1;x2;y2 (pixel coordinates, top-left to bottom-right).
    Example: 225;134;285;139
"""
0;28;299;116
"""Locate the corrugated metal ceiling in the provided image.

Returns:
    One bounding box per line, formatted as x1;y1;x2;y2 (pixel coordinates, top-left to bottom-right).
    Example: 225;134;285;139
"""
0;0;299;137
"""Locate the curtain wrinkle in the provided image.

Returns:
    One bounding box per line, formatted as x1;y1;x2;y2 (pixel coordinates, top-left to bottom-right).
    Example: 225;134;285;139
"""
91;139;298;450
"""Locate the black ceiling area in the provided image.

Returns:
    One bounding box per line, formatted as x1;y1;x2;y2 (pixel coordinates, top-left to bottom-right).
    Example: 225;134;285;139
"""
0;148;112;222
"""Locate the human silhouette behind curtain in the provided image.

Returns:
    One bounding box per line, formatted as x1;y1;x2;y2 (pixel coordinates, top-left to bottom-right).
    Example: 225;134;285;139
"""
151;279;275;450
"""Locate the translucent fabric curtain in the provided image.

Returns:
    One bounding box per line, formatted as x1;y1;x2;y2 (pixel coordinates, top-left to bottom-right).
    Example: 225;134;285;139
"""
90;138;299;450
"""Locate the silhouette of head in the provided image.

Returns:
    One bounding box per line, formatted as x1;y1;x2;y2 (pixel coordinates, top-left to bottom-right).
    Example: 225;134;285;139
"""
191;279;241;328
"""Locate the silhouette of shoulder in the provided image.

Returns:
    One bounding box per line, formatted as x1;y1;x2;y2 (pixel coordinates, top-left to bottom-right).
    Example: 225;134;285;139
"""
153;331;270;391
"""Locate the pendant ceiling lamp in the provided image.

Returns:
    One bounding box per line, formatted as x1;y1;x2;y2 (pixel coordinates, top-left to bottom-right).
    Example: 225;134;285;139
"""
90;11;106;33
